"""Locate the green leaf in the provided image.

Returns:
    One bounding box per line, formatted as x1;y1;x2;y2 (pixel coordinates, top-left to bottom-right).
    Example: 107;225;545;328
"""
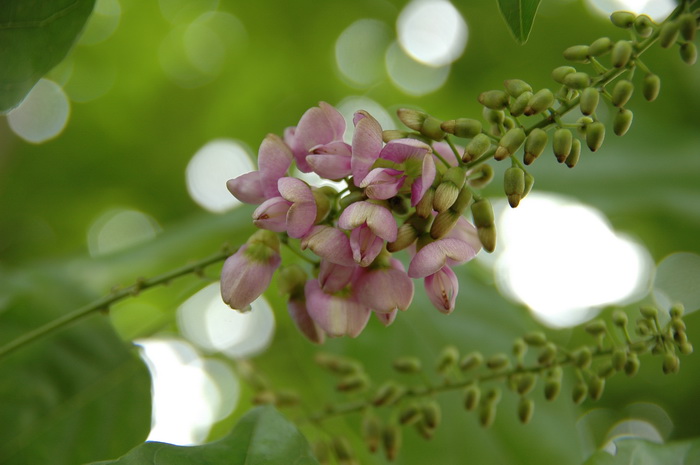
0;0;96;112
653;252;700;313
582;437;700;464
496;0;542;44
88;406;321;465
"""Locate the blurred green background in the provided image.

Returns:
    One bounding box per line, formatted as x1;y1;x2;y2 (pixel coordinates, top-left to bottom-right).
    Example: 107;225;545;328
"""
1;0;699;464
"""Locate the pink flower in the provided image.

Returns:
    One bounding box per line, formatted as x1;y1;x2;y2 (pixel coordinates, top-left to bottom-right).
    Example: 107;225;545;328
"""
285;102;346;173
288;298;325;344
318;260;356;293
226;134;293;204
350;111;384;184
359;168;405;200
375;309;398;327
305;279;371;338
220;231;281;312
338;201;397;266
424;266;459;314
252;177;317;238
306;140;353;180
353;258;414;313
300;225;355;266
408;217;481;278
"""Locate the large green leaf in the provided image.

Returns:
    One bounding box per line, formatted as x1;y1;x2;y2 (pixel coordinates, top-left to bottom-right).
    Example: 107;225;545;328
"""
496;0;542;44
0;268;152;465
582;437;700;464
88;406;321;465
0;0;95;112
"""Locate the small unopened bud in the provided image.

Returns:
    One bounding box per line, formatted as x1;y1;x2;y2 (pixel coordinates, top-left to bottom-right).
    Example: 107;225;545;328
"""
382;424;402;462
624;352;641;376
564;72;591;89
504;79;533;97
611;11;636;29
523;171;535;197
572;380;588;404
509;91;532;117
574;347;593;369
538;342;557;365
437;345;459;373
680;342;694;355
479;403;497;428
612;310;629;327
553;128;573;162
524;128;547;165
483;107;505;125
517;373;537;395
479;90;510;110
495;128;526;161
611;40;633;68
588;375;605;400
670;303;685;319
504;166;526;208
460;351;484;371
451;187;473;213
331;437;354;463
362;414;382;453
315;352;361;374
640;305;658;319
586;121;605;152
585;320;607;336
612;79;634;107
544;378;561;401
614;109;633;136
524;89;554;115
464;384;481;411
392;356;422;373
382;129;410;142
422;400;441;429
633;14;653;37
589;37;613;56
486;353;510;370
513;338;527;357
565;139;581;168
552;66;577;84
468;164;494;189
577;116;593;137
612;348;628;371
252;390;276;405
397;108;445;141
465;133;492;161
679;13;698;41
471;198;496;252
337;374;368;392
680;42;697;65
580;87;600;115
659;21;680;48
663;353;680;374
372;381;404;406
441;118;482;138
399;404;422;425
518;397;535;424
563;45;590;62
388;222;418;252
434;167;467;212
415;187;434;218
430;209;461;239
598;363;616;379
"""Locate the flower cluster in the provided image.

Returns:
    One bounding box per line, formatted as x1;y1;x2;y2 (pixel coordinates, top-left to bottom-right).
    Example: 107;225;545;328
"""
221;102;484;342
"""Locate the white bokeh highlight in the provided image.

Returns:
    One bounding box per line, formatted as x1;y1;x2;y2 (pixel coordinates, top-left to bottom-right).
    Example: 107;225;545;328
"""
177;282;275;358
7;79;70;144
486;193;652;328
87;208;161;256
397;0;468;67
385;42;451;96
335;19;391;87
186;139;255;213
586;0;676;21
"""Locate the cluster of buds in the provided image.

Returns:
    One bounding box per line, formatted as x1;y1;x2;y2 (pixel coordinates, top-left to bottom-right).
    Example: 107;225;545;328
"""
221;102;486;342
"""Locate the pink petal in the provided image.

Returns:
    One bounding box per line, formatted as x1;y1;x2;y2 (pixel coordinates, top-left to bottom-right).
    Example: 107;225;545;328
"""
354;260;414;312
424;266;459;314
318;260;356;293
351;112;383;185
408;238;478;278
278;177;317;238
300;226;355;266
446;217;482;260
319;101;346;140
253;197;291;232
305;279;371;338
379;138;431;163
360;168;405;200
338;201;397;241
411;154;437;206
258;134;293;198
220;245;281;311
432;141;460;167
375;309;398;327
350;225;384;266
306;153;352;180
288;298;325;344
226;172;266;204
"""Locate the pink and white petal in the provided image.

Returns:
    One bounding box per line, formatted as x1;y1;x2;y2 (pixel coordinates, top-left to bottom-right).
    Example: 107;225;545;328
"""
319;101;346;140
318;260;356;293
374;309;398;327
355;266;414;312
278;177;314;203
305;280;370;338
253;197;290;232
221;246;281;311
258;134;293;198
351;113;383;185
288;298;325;344
338;201;371;230
360;168;404;200
300;226;355;266
408;241;447;278
286;200;317;238
365;204;398;242
311;140;352;157
226;171;266;204
306;153;352;180
446;217;482;256
432;141;460;167
424;266;459;314
411;154;436;206
350;225;384;266
379;138;431;163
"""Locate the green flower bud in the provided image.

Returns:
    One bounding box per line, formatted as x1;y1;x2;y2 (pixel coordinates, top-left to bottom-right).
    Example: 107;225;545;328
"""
544;378;561;401
576;116;593;137
315;352;361;374
636;318;652;336
585;320;607;335
524;128;547;165
538;342;557;365
580;87;600;116
372;381;404;406
392;356;422;373
388;221;419;252
460;351;484;371
478;226;496;253
552;66;577;84
679;13;697;41
612;79;634;107
518;397;535;424
524;331;547;347
434;182;461;212
483;107;505;125
437;345;459;373
681;42;697;65
485;387;502;404
659;21;680;48
680;342;694;355
563;71;591;89
524;88;555;116
633;14;653;37
553;128;573;163
663;353;680;374
504;166;526;208
397;108;445;141
479;403;497;428
486;353;510;370
479;89;510;110
574;347;593;369
414;418;436;440
589;37;613;56
362;414;382;453
382;424;402;462
613;108;633;137
565;139;581;168
523;171;535;197
509;91;533;117
415;187;434;218
588;375;605;401
252;390;276;405
612;309;629;327
464;384;481;411
331;437;354;463
586;121;605;152
612;348;628;371
572;380;588;404
465;133;492;161
471;198;496;252
495;127;526;161
563;45;590;62
468;163;494;188
277;264;308;298
382;129;410;142
611;40;633;68
422;400;441;429
598;363;616;379
504;79;533;97
513;338;527;357
399;404;422;425
430;209;461;240
517;373;537;395
441;118;483;138
337;374;368;392
611;11;636;29
670;303;685;318
451;187;473;213
640;305;658;319
624;352;641;376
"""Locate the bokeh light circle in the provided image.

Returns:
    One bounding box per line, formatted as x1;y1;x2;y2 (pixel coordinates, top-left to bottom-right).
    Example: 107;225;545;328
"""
385;42;451;96
7;79;70;144
87;208;161;256
585;0;676;21
335;19;391;87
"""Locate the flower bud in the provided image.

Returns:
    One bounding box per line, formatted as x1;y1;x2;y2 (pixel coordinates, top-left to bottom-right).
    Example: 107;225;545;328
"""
393;356;422;373
523;171;535;197
504;166;526;208
612;79;634;107
565;139;581;168
640;305;658;319
624;352;641;376
430;209;461;239
522;331;546;346
517;373;537;395
588;375;605;400
612;348;628;371
563;45;590;62
679;13;697;41
611;11;636;29
572;380;588;404
486;353;510;370
483;107;505;125
336;374;369;393
372;382;404;406
523;128;547;165
563;71;591;89
659;21;680;48
478;89;510;110
465;133;492;161
580;87;600;116
382;424;402;461
464;384;481;410
586;121;605;152
399;404;422;425
509;91;532;117
504;79;533;97
460;351;484;371
576;116;593;137
388;221;419;252
611;40;633;68
614;108;633;136
589;37;613;56
441;118;482;138
574;347;593;369
524;88;554;115
513;338;527;358
538;342;557;365
468;164;494;189
451;187;473;213
437;345;459;373
663;353;680;374
382;129;410;142
315;352;361;374
362;414;382;453
479;403;497;428
642;74;660;102
397;108;445;141
680;42;697;65
518;397;535;424
553;128;573;162
670;303;685;318
552;66;576;84
415;187;434;218
471;198;496;252
612;309;628;327
434;167;467;212
680;342;694;355
422;400;441;429
544;378;561;401
598;363;616;379
495;128;526;161
633;14;653;37
331;437;354;463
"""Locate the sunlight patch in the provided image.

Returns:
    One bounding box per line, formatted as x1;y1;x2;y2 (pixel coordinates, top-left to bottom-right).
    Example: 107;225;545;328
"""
7;79;70;144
